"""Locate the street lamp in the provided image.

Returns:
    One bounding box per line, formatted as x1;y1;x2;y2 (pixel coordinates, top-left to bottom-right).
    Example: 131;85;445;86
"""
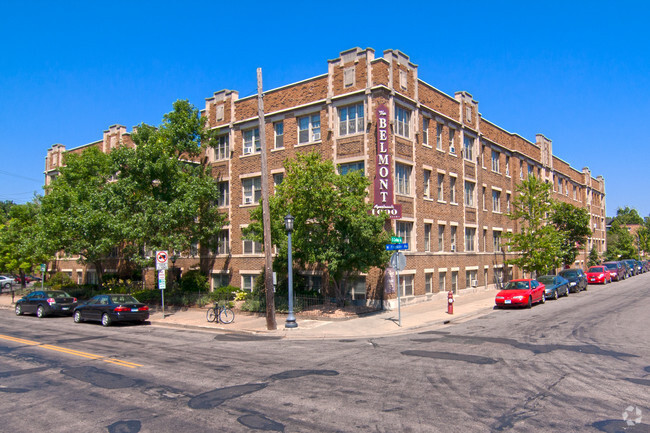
171;253;178;289
284;213;298;328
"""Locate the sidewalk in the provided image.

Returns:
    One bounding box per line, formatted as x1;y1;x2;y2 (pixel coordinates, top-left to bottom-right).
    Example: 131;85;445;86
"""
0;288;498;339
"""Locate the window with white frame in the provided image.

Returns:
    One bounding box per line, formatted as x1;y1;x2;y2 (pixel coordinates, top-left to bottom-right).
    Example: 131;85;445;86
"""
396;221;413;251
449;129;455;153
492;150;500;172
273;173;284;189
483;229;487;252
450;177;457;203
438;224;445;251
520;160;524;179
396;163;412;195
466;270;478;288
435;124;444;150
424;223;431;252
339;103;364;136
348;276;366;300
425;273;433;293
243;128;261;155
242;177;261;205
451;271;458;293
463;135;474;161
482;186;487;210
298;113;321;144
242;236;263;254
395;106;411;138
439;272;446;292
214;135;229;160
401;274;414;296
493;230;502;252
423;169;431;198
437;173;445;201
212;273;230;289
451;226;457;252
465;227;476;252
217;181;229;207
464;181;475;207
274;122;284;149
492;190;501;213
422;118;429;145
241;274;257;291
213;229;229;255
506;193;511;213
528;164;534;177
505;156;510;176
339;161;365;175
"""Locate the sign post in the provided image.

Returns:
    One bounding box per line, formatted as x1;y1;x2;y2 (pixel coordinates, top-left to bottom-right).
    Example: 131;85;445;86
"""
389;251;406;327
40;263;46;290
156;251;168;318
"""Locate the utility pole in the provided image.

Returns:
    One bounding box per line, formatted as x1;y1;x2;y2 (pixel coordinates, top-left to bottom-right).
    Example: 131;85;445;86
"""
257;68;277;330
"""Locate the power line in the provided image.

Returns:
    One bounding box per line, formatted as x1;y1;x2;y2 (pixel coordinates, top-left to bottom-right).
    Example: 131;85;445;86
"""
0;169;41;182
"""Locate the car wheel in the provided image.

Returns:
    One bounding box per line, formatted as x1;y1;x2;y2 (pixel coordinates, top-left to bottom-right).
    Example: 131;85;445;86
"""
527;296;532;308
36;305;46;318
73;311;83;323
101;313;112;327
3;282;10;289
15;304;22;316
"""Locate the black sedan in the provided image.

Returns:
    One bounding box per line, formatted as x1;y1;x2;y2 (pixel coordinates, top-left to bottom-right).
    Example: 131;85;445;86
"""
537;275;570;300
558;268;588;293
73;294;150;326
15;290;78;317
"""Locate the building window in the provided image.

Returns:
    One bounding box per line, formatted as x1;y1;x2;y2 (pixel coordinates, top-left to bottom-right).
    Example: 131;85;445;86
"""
243;237;263;255
425;273;433;294
273;173;284;190
505;156;510;176
396;221;412;251
451;271;458;294
212;273;230;289
437;173;445;201
339;103;364;136
348;277;367;300
466;270;478;288
449;129;455;154
213;229;229;255
506;193;511;213
274;122;284;149
465;227;476;252
396;163;412;195
298;113;321;144
464;181;475;207
214;135;229;160
483;229;487;252
439;272;446;293
463;135;474;161
344;67;355;87
491;150;500;173
395;106;411;138
493;230;502;252
451;226;457;252
520;160;524;179
217;181;229;207
424;223;431;252
243;128;261;155
423;169;431;198
450;177;457;203
242;177;261;205
528;164;534;177
242;274;257;291
339;161;365;175
401;274;414;296
438;225;445;251
492;190;501;213
573;185;577;200
422;118;429;145
482;186;487;210
436;123;443;150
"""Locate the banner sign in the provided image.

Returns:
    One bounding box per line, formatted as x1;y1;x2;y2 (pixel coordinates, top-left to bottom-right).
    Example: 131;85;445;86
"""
373;104;402;219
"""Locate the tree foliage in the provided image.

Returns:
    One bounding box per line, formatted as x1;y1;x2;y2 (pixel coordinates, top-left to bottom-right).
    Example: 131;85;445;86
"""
244;152;391;305
551;202;592;267
611;206;643;225
605;219;638;261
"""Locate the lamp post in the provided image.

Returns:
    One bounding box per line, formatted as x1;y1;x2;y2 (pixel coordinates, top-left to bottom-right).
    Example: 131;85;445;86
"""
171;254;178;289
284;213;298;328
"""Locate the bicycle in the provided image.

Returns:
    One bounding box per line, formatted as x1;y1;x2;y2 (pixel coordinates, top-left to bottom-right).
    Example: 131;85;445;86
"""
206;301;235;324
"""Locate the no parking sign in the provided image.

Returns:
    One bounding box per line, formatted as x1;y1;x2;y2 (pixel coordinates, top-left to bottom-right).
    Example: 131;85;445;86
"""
156;251;168;270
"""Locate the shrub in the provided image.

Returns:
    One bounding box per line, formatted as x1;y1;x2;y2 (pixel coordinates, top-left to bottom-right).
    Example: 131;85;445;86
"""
47;272;75;290
178;270;208;292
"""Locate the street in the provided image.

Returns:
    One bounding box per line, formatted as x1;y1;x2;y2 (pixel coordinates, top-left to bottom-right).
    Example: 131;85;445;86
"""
1;276;649;432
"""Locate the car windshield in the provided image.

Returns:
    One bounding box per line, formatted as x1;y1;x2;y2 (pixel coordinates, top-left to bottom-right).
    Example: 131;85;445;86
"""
604;263;617;270
46;291;71;298
560;270;578;277
588;267;604;273
503;281;529;290
109;295;140;304
537;276;554;284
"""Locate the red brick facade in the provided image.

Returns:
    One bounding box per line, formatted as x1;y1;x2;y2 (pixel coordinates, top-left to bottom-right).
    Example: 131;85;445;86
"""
45;48;606;307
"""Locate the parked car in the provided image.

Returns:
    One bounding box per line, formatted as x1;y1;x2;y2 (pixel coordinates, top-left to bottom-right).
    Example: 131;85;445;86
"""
15;290;78;317
603;261;626;281
73;294;150;327
586;265;612;284
495;279;546;308
13;275;32;284
0;275;13;290
622;259;638;276
558;268;588;293
27;274;42;282
634;260;644;274
537;275;570;300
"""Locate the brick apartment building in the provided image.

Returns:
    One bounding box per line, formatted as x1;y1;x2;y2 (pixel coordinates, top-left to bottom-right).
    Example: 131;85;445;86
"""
44;47;606;307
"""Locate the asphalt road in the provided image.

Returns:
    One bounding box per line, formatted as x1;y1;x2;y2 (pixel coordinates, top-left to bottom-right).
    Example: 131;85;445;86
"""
1;275;649;433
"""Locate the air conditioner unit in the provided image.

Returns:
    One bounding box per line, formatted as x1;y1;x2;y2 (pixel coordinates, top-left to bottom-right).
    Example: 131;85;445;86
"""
243;148;252;155
313;132;321;141
471;279;478;287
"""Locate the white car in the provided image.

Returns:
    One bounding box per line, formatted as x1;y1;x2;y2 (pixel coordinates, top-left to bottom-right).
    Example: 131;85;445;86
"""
0;275;14;290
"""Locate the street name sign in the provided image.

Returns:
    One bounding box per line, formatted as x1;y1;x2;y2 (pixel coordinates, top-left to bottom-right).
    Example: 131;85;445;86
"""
385;243;408;251
391;236;402;243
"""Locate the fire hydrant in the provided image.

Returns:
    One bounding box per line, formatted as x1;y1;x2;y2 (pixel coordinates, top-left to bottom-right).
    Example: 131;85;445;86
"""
447;291;454;314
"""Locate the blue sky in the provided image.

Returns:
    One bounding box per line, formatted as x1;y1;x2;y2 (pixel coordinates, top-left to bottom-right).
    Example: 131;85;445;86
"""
1;0;649;217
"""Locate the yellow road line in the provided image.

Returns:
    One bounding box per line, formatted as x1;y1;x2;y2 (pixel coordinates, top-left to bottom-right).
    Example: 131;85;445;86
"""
0;334;143;368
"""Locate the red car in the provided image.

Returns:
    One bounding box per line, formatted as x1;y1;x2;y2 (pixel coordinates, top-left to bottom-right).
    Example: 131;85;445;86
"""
495;278;546;308
586;266;611;284
603;261;625;281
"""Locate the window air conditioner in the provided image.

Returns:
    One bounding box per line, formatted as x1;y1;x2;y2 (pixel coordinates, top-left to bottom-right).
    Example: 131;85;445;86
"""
471;279;478;287
313;132;321;141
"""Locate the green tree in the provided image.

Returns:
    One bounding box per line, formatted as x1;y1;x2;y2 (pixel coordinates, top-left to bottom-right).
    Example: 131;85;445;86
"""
551;202;592;267
40;147;120;287
505;176;561;276
245;152;391;306
611;206;643;225
110;99;227;269
587;247;600;267
0;201;50;287
604;219;637;260
0;200;15;223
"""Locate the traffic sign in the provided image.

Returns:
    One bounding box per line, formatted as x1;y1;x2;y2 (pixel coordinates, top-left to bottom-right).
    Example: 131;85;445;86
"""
158;269;166;290
156;250;168;270
391;236;403;243
385;243;408;251
40;264;46;272
390;252;406;271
